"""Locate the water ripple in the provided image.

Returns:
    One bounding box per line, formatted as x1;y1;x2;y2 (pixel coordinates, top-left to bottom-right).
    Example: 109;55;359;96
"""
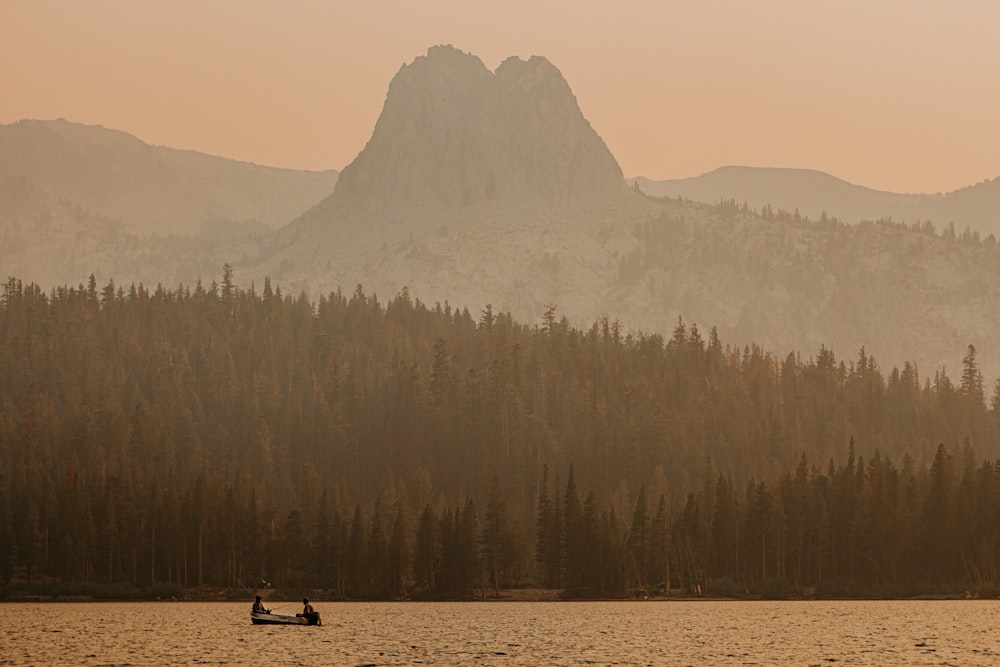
1;600;1000;665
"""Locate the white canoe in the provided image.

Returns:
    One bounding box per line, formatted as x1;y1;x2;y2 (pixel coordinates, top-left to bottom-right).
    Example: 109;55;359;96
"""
250;611;321;626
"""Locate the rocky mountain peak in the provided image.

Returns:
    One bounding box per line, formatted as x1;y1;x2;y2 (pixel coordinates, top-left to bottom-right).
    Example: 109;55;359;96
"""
329;45;626;218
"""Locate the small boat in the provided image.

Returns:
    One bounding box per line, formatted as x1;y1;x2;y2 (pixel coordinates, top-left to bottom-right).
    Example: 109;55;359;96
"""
251;611;321;626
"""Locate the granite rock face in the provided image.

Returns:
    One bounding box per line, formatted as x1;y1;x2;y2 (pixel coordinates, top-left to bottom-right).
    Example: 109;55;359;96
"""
329;45;626;218
258;46;649;335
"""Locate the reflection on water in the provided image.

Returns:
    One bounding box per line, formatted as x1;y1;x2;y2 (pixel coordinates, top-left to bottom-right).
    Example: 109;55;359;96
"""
2;599;999;666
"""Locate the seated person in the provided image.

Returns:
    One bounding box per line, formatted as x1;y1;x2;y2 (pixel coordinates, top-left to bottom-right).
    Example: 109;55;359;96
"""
252;595;269;614
296;597;319;623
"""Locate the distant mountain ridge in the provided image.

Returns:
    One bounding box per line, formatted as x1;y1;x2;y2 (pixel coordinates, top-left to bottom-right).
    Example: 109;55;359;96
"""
0;118;339;236
0;118;338;287
631;166;1000;237
234;46;1000;380
5;48;1000;382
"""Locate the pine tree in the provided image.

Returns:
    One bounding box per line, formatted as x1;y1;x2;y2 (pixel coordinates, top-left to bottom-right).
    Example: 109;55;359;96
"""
961;344;985;409
922;444;956;581
627;485;649;590
388;504;408;598
534;465;553;585
562;466;584;588
482;476;515;594
413;504;437;591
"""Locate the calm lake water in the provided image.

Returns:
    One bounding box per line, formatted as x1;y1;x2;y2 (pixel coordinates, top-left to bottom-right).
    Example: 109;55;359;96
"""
1;599;998;666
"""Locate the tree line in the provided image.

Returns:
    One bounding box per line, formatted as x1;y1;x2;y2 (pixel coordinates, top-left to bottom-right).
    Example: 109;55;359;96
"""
2;271;1000;598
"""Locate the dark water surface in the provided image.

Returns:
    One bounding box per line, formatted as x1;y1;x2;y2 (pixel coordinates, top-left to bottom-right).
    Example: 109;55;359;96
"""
2;599;999;666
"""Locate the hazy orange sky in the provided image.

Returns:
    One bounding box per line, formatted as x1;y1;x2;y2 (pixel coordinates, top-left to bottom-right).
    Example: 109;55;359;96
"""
3;0;998;194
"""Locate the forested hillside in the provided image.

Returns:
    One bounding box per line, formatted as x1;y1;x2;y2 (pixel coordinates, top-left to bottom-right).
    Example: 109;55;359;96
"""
2;272;999;598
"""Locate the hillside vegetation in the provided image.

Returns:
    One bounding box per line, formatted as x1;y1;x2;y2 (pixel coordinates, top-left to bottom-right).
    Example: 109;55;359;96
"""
2;273;999;598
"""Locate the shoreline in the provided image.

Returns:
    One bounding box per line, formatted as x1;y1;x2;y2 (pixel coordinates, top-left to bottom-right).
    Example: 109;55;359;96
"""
1;586;988;604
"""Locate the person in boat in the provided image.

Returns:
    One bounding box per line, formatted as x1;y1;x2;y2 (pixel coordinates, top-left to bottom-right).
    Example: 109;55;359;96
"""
296;597;318;623
252;595;270;614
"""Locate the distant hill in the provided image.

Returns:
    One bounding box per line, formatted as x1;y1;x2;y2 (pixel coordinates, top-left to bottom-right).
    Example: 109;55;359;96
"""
631;166;1000;238
0;118;338;286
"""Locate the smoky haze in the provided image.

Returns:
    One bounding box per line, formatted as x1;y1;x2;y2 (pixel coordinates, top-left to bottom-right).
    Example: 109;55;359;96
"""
4;44;1000;381
2;0;999;194
5;6;1000;615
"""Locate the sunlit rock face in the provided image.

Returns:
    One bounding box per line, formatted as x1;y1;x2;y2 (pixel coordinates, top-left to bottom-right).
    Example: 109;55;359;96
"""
327;44;627;218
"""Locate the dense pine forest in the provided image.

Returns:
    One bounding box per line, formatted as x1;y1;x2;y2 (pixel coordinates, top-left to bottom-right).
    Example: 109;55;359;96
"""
2;270;1000;600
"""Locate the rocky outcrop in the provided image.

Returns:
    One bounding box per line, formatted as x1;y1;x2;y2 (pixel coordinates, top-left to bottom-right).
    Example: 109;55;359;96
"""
255;45;648;333
320;45;626;223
